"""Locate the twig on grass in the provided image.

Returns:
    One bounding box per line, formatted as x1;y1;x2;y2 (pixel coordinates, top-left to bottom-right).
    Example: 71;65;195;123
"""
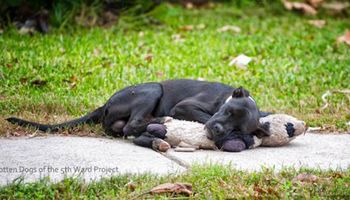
319;89;350;112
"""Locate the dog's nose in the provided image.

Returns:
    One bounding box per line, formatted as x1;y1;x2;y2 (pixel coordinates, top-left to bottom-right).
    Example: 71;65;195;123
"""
213;123;224;134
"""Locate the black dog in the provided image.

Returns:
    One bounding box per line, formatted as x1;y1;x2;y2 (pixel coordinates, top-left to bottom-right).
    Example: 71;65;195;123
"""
6;79;269;149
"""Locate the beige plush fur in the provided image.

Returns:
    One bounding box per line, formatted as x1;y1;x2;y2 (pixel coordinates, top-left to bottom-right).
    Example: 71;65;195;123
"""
258;114;306;146
163;114;306;150
164;118;216;149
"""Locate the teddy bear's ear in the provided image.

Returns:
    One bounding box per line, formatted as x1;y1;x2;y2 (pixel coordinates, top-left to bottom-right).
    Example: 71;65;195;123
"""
232;86;250;98
253;122;271;138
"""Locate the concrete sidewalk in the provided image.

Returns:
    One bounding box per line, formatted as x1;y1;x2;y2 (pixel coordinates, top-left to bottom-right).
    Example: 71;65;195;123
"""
0;133;349;185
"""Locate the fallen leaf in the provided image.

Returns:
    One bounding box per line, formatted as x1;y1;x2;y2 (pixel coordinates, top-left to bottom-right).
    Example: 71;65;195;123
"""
70;75;77;82
59;48;66;54
308;20;326;28
172;34;185;43
337;30;350;46
229;54;252;69
150;182;192;196
69;82;77;89
6;64;13;68
11;131;21;137
31;79;47;86
185;2;194;9
20;77;28;84
219;179;228;188
156;71;164;78
196;24;206;30
182;1;214;9
144;54;153;62
306;0;324;8
282;0;317;15
254;184;267;194
99;11;118;27
217;25;241;33
332;172;344;179
292;173;318;184
180;25;194;31
93;48;101;56
125;181;136;191
322;2;350;13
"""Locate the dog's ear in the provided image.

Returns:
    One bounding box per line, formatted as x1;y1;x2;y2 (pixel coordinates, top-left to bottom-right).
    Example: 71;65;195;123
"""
252;122;271;138
232;86;250;98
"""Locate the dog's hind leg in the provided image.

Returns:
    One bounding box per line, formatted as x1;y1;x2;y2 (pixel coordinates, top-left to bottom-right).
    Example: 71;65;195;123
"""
102;83;163;137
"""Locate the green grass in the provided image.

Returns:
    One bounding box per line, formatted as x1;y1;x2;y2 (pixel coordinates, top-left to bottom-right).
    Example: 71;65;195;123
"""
1;165;350;199
1;2;350;136
0;3;350;197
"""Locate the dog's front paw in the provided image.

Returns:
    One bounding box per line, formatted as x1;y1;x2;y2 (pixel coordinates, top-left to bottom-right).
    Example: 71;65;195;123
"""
147;124;167;139
152;139;170;152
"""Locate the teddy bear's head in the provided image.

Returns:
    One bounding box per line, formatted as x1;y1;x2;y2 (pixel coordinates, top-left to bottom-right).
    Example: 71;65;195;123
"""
258;114;307;147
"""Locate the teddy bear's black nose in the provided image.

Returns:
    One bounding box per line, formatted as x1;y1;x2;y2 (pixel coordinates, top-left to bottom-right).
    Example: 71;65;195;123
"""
285;123;295;137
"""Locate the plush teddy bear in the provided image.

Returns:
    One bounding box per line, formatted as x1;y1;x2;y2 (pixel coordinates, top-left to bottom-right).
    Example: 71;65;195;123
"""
256;114;307;147
146;114;306;152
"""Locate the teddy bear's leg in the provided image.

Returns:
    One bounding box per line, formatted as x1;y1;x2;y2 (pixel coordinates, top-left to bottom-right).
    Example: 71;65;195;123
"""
251;136;262;148
133;132;170;152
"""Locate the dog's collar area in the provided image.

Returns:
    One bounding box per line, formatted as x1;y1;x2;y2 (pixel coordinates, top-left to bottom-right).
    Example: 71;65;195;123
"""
225;96;256;104
225;96;232;103
248;96;256;104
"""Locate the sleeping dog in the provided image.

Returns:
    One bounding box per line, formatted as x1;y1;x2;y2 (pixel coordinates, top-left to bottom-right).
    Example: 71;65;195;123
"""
6;79;269;149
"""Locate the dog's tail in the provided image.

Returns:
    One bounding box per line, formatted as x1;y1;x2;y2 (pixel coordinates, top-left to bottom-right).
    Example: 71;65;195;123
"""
6;106;104;132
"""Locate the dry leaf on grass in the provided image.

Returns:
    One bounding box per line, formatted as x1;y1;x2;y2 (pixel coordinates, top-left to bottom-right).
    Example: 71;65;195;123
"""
93;48;101;56
322;2;350;13
282;0;317;15
143;53;153;62
180;25;194;31
308;20;326;28
150;182;192;196
217;25;241;33
172;34;185;43
155;71;164;78
179;24;206;31
229;54;252;69
306;0;324;8
138;31;144;37
196;24;206;30
292;173;318;184
125;181;136;191
318;89;350;112
337;30;350;46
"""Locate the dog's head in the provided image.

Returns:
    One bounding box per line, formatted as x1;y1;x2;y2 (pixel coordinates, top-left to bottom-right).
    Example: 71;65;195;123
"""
205;87;261;143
